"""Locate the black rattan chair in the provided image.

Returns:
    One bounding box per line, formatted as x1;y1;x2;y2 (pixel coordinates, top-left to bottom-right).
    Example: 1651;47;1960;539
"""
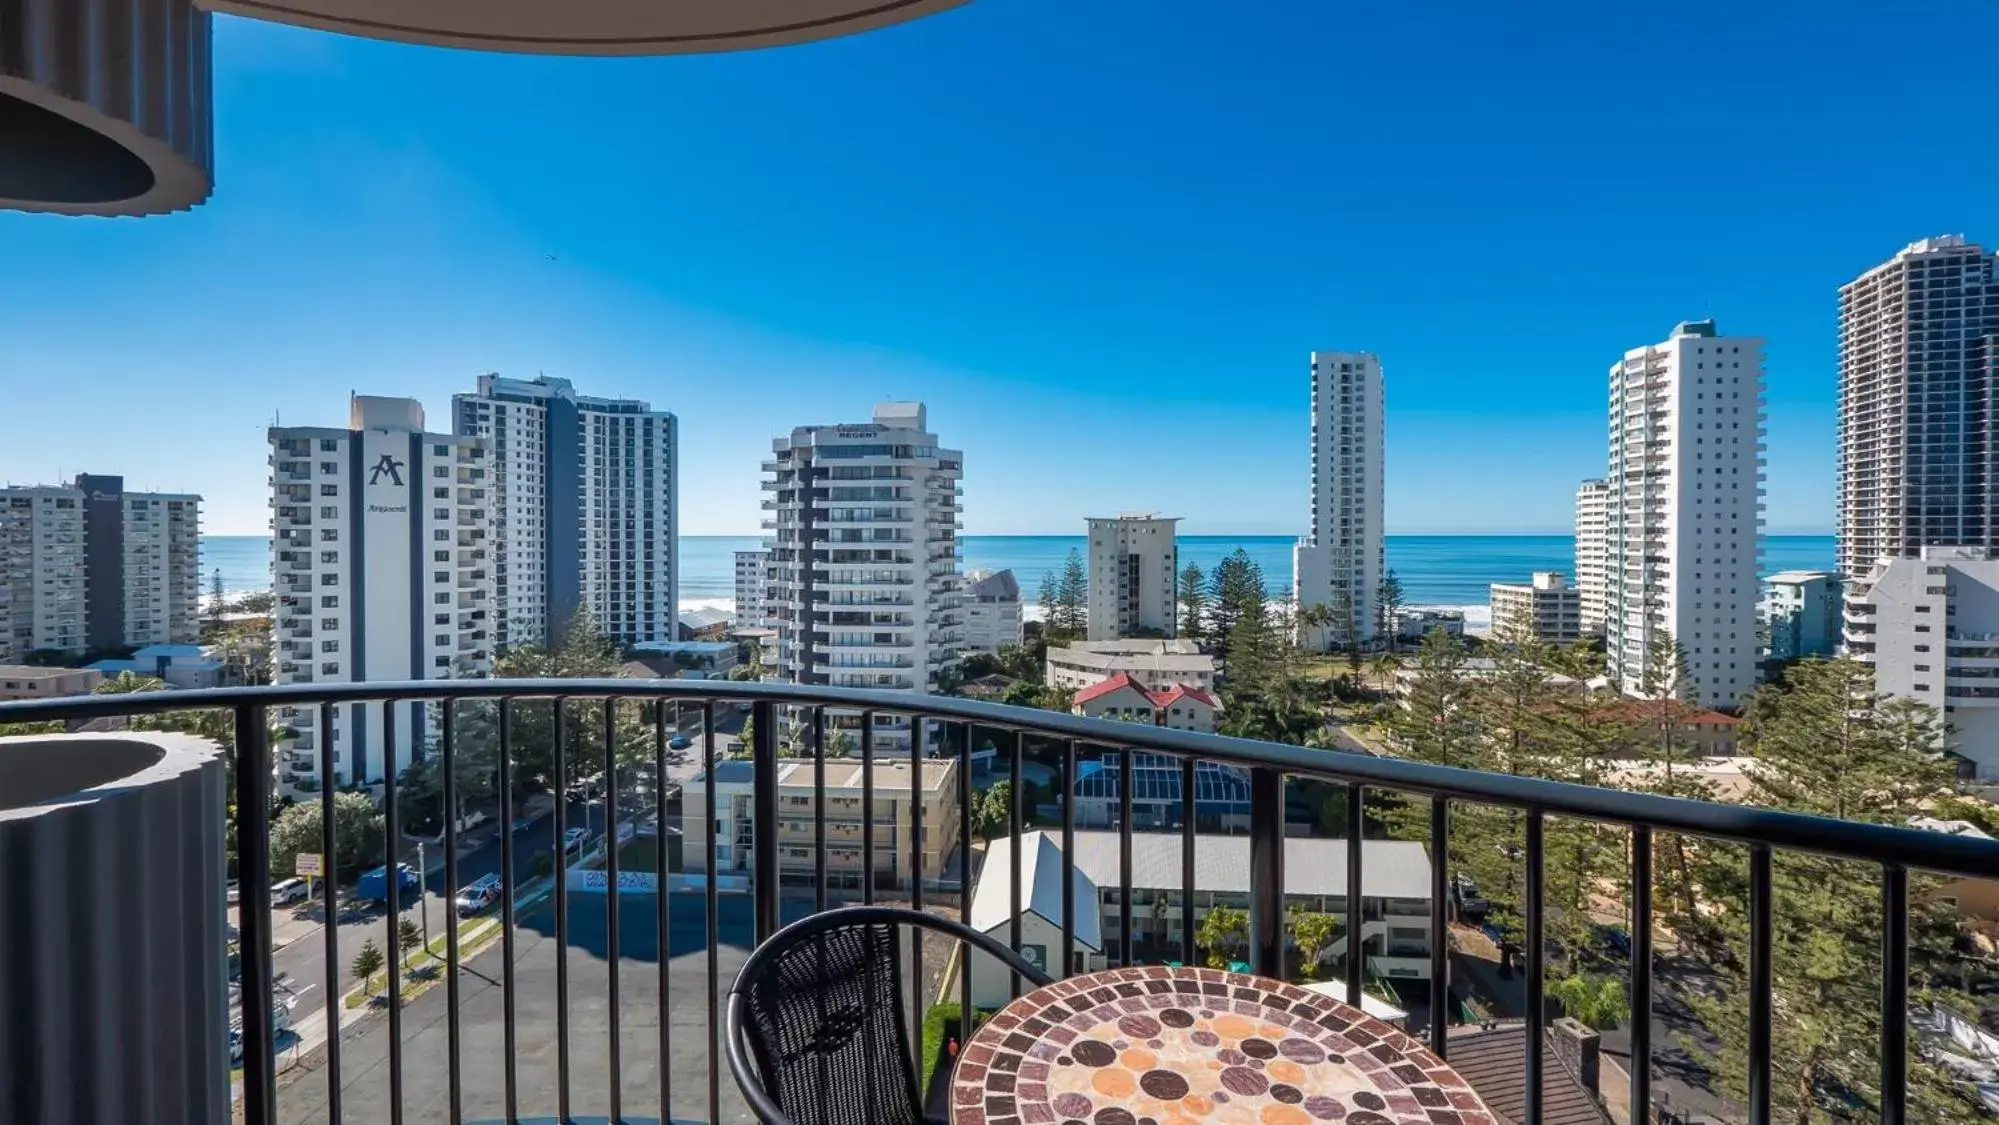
725;905;1055;1125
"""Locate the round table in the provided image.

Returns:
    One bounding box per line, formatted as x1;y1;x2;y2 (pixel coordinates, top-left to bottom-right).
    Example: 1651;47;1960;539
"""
951;965;1497;1125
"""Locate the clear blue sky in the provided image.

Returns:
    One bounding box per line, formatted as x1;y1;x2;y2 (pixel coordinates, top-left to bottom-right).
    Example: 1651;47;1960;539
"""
4;1;1995;536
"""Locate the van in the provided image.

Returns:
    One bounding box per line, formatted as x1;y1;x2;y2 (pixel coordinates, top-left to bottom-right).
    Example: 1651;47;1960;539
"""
270;878;309;906
454;873;503;917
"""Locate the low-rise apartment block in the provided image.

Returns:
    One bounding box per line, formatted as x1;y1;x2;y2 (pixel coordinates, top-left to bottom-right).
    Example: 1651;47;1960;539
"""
1845;546;1999;779
0;665;103;700
1071;672;1221;733
964;831;1435;1007
962;568;1023;654
1045;638;1216;694
680;756;960;891
1489;572;1582;644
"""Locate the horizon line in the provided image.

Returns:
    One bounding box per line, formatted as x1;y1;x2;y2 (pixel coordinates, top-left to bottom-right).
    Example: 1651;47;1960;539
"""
198;527;1839;539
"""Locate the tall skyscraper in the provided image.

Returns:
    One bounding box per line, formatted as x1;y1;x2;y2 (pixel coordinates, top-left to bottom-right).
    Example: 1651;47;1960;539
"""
1574;479;1611;634
268;396;494;789
0;477;199;658
453;374;678;650
1294;351;1385;649
762;402;963;742
1837;235;1999;579
1605;321;1765;709
1085;513;1180;640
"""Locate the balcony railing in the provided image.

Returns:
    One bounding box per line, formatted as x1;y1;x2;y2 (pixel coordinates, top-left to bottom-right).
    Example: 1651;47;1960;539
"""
2;679;1997;1125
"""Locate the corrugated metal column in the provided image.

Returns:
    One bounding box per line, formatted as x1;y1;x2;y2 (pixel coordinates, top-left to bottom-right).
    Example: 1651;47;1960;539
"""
1247;767;1285;978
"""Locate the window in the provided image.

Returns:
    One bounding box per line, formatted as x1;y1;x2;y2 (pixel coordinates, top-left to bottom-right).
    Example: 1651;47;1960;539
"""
321;596;338;608
321;574;338;586
320;484;338;496
434;550;449;562
319;439;338;452
435;614;450;625
434;530;449;541
320;506;338;518
320;640;339;653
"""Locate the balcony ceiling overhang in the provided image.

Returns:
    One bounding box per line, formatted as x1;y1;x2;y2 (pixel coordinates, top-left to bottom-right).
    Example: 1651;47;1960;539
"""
3;0;962;217
201;0;964;54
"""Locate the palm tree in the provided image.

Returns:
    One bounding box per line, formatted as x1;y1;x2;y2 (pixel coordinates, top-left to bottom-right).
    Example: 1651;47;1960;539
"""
1367;651;1398;690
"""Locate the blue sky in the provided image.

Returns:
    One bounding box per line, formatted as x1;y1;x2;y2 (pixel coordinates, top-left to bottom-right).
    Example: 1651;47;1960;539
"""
4;1;1995;536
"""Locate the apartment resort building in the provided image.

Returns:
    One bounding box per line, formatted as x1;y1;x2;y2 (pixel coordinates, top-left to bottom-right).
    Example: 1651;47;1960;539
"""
453;374;677;649
1;476;200;659
734;548;770;627
268;396;495;790
1489;572;1583;644
1837;236;1999;580
963;568;1023;654
1294;351;1385;650
1085;513;1179;640
1575;478;1611;634
1604;321;1765;709
762;402;964;742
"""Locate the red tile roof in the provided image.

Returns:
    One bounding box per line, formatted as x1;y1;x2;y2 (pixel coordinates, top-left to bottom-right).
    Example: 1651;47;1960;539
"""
1073;673;1221;712
1071;672;1147;706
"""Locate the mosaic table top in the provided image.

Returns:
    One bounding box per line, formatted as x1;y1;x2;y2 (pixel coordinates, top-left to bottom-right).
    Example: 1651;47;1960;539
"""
951;965;1497;1125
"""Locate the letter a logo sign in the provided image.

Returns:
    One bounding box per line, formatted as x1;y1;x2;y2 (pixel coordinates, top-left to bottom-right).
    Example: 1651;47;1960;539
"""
369;454;406;487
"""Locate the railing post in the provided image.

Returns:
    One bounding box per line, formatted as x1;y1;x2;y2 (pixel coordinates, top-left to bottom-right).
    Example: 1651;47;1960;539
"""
1248;766;1285;978
233;703;277;1125
752;698;780;942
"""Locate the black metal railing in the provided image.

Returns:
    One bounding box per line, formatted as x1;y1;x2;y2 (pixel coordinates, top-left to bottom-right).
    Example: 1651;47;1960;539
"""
5;678;1998;1125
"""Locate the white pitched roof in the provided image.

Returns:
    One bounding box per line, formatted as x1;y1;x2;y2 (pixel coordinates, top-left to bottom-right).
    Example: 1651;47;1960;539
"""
969;832;1105;951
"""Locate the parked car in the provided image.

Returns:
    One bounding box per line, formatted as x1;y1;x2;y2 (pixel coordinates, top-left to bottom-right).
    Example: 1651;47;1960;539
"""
226;880;240;905
454;873;503;917
563;827;591;857
270;877;309;906
667;734;692;751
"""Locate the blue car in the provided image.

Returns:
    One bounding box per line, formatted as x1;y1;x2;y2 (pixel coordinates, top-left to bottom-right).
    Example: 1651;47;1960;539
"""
667;734;692;751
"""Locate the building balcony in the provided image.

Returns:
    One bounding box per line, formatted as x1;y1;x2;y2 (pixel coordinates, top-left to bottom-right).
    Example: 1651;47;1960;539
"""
0;682;1992;1125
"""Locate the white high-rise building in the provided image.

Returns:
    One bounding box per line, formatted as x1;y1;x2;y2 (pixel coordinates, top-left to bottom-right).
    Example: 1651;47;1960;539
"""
268;396;495;789
1845;547;1999;778
963;568;1024;654
0;477;200;658
1575;479;1612;634
1294;351;1385;650
734;548;770;627
1086;513;1179;640
1837;236;1999;580
761;402;963;741
452;374;677;650
1605;321;1765;709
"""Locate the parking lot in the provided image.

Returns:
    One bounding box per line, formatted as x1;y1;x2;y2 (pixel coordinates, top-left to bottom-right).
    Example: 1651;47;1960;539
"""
273;886;950;1125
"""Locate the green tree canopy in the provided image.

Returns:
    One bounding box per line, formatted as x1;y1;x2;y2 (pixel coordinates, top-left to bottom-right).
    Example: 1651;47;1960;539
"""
269;791;384;882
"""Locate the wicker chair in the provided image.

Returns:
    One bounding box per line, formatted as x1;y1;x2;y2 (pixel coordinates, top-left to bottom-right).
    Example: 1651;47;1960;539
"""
725;905;1056;1125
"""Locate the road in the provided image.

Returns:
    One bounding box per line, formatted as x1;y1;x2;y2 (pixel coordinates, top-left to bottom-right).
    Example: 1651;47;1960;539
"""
271;887;953;1125
267;794;632;1028
256;707;736;1041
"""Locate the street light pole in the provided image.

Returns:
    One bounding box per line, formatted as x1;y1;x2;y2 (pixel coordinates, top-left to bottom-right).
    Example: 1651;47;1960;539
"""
416;840;429;953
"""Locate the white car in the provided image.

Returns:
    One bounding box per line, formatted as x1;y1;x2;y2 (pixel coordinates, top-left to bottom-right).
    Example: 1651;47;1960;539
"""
226;881;240;905
270;877;309;905
562;827;591;857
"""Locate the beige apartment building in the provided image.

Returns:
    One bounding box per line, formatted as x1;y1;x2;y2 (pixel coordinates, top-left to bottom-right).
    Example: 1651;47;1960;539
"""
0;665;104;700
680;755;961;891
1489;571;1583;644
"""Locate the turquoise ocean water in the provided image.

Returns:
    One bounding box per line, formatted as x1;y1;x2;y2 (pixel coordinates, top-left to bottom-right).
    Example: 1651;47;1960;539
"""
202;534;1835;612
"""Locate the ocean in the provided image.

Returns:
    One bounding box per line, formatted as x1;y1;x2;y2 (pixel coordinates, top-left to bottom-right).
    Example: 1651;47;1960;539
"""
201;534;1837;621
